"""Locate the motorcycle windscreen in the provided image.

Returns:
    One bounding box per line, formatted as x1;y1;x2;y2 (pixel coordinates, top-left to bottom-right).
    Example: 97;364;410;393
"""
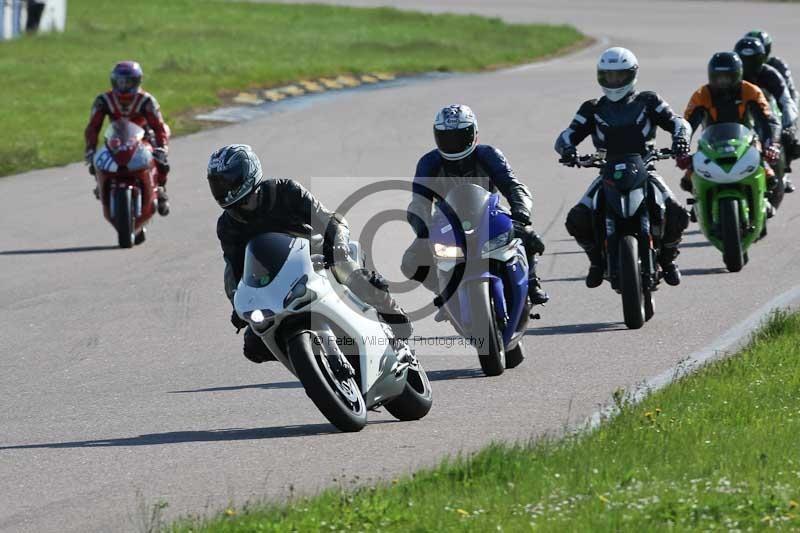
243;233;295;288
700;123;753;146
126;146;153;171
438;184;493;244
104;120;146;154
602;154;649;193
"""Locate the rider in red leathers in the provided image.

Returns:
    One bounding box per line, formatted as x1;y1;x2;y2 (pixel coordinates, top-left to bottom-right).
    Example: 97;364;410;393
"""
84;61;171;215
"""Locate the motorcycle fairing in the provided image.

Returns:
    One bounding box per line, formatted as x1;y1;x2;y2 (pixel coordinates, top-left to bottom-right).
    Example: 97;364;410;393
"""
234;233;406;407
693;145;761;184
430;184;530;346
95;119;158;232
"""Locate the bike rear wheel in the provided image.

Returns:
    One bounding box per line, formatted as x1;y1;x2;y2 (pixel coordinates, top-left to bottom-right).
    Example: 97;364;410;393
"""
505;342;525;369
644;288;655;322
384;358;432;421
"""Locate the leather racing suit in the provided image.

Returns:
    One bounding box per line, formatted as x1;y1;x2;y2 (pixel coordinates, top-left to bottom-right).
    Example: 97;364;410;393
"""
218;179;411;362
401;145;547;303
555;90;691;273
84;89;170;186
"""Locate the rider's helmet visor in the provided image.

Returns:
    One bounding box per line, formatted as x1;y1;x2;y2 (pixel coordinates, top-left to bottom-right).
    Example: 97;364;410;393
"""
597;68;636;89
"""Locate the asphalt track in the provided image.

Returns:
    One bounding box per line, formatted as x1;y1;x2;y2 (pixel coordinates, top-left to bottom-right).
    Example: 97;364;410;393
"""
2;1;800;531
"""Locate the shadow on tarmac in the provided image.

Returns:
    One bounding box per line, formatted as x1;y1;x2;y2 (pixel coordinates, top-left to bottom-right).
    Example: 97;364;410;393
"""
679;241;713;248
0;245;118;255
168;382;302;393
541;275;585;283
426;368;485;381
526;321;626;336
681;267;728;276
0;421;400;450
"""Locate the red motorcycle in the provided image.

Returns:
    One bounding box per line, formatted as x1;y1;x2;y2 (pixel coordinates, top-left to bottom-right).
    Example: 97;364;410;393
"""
94;119;160;248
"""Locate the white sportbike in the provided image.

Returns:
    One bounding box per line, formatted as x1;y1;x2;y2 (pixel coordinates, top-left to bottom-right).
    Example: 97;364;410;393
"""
234;232;432;432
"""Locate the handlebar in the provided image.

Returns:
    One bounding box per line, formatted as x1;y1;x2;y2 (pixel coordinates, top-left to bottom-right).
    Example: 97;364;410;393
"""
559;147;675;168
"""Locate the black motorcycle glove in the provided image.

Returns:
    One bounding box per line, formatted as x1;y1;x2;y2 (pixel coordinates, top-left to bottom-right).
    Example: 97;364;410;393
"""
672;137;690;156
230;309;248;332
85;149;96;175
680;175;693;193
560;146;578;166
513;221;545;255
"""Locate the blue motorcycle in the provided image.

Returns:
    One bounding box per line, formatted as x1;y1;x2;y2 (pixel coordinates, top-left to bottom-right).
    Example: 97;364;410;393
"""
429;184;532;376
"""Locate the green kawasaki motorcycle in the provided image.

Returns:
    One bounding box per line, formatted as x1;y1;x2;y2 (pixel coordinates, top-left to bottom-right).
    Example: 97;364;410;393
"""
687;123;768;272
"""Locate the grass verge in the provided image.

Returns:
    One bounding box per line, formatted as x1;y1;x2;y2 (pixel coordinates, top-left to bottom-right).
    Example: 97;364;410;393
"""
0;0;584;177
169;309;800;531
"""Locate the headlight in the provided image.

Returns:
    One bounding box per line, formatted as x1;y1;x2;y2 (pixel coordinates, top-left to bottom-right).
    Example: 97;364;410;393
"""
284;274;317;309
481;230;512;254
433;242;464;258
246;308;275;333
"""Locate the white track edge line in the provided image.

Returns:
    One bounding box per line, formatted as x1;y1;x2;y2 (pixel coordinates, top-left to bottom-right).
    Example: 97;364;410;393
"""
586;284;800;429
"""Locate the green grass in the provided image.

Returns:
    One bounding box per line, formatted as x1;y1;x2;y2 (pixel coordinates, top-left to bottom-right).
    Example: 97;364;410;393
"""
169;310;800;532
0;1;583;177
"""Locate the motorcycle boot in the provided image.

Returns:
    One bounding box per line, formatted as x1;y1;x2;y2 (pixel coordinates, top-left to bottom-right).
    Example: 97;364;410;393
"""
528;260;549;305
659;246;682;286
345;268;414;340
376;300;413;341
785;177;796;193
585;250;604;288
157;186;170;216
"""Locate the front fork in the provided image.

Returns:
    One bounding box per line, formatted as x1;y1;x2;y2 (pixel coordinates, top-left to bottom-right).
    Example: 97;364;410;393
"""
108;184;142;219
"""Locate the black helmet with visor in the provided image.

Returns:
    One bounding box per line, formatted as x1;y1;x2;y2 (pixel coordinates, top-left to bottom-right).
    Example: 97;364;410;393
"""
708;52;743;98
734;37;767;81
207;144;264;220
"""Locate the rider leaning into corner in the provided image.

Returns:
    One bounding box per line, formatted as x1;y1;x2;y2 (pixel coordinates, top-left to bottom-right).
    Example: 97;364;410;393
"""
207;144;413;364
681;52;783;215
555;47;692;288
401;104;550;318
84;61;171;215
735;34;799;191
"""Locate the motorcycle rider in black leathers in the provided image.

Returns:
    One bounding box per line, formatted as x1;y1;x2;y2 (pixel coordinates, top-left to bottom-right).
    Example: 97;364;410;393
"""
737;34;799;190
401;104;549;314
745;30;799;105
208;144;413;363
555;47;691;288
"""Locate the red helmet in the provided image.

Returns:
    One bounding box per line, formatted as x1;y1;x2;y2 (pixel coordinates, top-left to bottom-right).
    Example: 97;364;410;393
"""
110;61;143;105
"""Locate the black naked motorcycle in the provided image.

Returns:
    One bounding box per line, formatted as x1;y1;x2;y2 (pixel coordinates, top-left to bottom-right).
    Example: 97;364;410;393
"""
561;148;674;329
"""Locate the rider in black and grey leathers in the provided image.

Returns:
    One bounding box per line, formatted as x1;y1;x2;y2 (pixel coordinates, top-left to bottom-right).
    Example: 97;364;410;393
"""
208;144;413;363
738;34;800;188
746;30;799;105
735;38;798;132
556;47;691;288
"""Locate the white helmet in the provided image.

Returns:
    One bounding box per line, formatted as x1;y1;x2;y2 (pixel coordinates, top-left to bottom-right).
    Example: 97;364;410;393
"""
597;47;639;102
434;104;478;161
